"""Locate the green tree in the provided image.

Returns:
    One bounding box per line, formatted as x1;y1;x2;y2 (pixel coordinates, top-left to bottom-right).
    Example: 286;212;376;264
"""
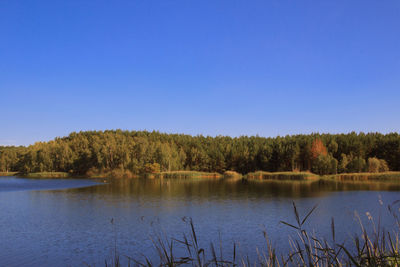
347;157;367;173
311;154;337;175
338;154;349;173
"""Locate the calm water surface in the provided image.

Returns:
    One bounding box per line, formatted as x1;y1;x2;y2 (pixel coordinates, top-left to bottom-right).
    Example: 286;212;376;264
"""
0;176;400;266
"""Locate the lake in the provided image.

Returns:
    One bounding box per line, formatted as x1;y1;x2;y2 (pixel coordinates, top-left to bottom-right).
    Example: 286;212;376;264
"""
0;176;399;266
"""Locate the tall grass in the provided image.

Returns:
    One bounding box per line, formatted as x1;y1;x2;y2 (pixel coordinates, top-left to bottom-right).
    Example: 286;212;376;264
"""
22;172;70;178
86;168;138;179
102;200;400;267
0;171;18;176
246;171;319;181
331;172;400;181
146;171;222;179
223;171;242;179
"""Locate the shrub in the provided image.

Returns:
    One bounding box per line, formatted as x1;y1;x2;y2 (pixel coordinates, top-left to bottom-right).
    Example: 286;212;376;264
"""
368;157;390;173
223;170;241;178
379;159;389;172
144;163;161;174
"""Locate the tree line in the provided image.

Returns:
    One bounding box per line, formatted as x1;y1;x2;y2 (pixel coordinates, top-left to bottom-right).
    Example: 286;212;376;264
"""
0;130;399;176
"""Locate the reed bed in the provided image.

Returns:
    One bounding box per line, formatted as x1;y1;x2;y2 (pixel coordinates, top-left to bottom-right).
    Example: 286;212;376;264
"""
104;200;400;267
0;171;18;176
223;171;242;179
246;171;319;181
22;172;70;178
147;171;223;179
332;172;400;181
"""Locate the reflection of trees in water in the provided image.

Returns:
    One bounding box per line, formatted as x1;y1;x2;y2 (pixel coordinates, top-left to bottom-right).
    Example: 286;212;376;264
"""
65;178;400;199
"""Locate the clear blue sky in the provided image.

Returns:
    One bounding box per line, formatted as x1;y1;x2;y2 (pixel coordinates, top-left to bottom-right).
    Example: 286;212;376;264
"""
1;0;399;146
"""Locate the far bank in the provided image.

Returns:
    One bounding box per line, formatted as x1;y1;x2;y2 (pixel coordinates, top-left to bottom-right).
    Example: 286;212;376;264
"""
6;170;400;182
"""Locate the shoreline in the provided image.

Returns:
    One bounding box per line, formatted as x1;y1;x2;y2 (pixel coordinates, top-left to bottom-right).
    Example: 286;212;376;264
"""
3;171;400;181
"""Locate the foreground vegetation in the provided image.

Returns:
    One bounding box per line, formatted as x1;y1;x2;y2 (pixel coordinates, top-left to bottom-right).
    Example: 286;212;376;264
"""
105;201;400;266
0;130;399;178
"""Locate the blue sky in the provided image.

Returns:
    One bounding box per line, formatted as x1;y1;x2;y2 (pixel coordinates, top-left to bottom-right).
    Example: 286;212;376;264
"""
1;0;399;146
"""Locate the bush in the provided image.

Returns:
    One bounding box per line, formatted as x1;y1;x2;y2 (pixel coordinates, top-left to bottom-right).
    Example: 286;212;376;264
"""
110;168;135;178
368;157;390;173
144;163;161;174
379;159;389;172
223;170;241;178
368;157;381;173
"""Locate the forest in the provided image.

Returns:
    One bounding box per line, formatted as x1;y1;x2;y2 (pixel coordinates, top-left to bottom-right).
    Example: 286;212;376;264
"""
0;130;399;177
